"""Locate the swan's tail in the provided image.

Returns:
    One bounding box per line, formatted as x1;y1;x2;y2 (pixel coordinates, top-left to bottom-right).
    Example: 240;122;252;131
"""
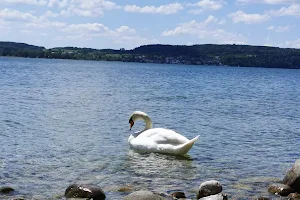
177;135;200;155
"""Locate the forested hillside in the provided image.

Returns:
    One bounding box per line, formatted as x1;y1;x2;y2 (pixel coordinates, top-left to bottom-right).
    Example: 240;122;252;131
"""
1;42;299;69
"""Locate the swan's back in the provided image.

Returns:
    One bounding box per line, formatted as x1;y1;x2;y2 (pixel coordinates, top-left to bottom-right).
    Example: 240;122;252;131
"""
129;128;199;155
139;128;189;145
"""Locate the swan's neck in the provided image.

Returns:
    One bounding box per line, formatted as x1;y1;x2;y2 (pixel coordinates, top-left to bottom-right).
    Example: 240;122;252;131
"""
142;115;153;130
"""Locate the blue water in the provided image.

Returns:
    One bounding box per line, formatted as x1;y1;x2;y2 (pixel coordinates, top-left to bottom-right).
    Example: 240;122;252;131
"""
0;57;299;199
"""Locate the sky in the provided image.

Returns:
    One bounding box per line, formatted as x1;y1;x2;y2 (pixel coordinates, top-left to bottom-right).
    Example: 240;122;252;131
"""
0;0;299;50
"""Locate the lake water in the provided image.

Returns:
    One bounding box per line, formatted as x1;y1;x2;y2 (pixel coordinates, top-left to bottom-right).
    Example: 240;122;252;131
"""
0;57;300;199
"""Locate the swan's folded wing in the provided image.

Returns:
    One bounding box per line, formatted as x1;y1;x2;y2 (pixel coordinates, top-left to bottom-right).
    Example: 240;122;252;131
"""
139;128;189;145
129;136;157;152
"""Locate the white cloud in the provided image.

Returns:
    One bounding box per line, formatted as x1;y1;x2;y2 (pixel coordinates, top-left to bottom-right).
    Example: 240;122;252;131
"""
280;38;300;48
188;0;226;14
0;8;67;31
267;25;294;32
228;10;270;24
60;6;99;16
20;29;48;36
0;8;38;22
116;26;136;34
268;4;300;17
48;0;68;8
162;16;247;44
55;22;158;48
63;23;111;34
24;20;66;28
236;0;298;4
2;0;47;6
44;10;60;17
204;15;219;24
69;0;120;10
47;0;121;17
114;36;160;47
218;19;227;24
124;3;183;14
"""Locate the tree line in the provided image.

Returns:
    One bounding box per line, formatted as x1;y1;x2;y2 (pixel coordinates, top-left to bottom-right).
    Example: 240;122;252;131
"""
1;41;299;69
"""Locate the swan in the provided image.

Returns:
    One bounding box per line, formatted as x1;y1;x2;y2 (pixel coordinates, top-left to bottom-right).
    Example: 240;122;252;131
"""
128;111;199;155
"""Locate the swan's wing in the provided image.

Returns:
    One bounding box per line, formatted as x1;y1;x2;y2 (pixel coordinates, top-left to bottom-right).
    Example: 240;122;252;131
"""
139;128;189;145
157;135;199;155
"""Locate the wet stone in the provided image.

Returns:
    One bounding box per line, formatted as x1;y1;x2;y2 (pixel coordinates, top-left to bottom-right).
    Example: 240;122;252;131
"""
253;197;270;200
288;192;300;200
0;186;14;194
268;183;294;196
197;180;223;199
199;193;227;200
283;159;300;193
171;191;186;199
65;184;106;200
123;190;169;200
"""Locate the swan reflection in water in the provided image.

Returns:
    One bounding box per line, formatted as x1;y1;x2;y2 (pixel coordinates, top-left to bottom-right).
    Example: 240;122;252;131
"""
122;150;198;192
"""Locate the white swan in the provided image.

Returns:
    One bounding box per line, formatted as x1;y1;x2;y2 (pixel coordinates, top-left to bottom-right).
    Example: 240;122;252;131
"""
128;111;199;155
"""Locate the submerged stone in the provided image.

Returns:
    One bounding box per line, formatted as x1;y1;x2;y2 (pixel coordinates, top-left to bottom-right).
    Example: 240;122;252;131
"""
199;193;227;200
0;186;14;193
123;190;169;200
197;180;223;199
171;191;186;199
118;186;133;193
65;184;106;200
253;197;270;200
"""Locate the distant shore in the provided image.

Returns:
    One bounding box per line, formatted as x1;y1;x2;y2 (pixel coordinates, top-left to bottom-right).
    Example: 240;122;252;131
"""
1;41;300;69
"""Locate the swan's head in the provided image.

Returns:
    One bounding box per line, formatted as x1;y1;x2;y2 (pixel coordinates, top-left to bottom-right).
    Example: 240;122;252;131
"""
129;111;149;130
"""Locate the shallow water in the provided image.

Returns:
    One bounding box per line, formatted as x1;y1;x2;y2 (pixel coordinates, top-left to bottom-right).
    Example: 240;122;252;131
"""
0;57;299;199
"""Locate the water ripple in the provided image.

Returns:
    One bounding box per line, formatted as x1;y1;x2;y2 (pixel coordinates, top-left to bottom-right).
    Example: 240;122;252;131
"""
0;58;300;199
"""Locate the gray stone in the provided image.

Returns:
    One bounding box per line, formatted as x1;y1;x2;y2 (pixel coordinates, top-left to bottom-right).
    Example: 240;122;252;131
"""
268;183;294;196
199;193;227;200
65;184;106;200
288;192;300;200
253;197;270;200
123;190;169;200
283;159;300;193
171;191;186;199
197;180;223;199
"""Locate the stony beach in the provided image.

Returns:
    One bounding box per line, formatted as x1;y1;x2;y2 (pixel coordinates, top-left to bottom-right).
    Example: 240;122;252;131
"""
1;159;300;200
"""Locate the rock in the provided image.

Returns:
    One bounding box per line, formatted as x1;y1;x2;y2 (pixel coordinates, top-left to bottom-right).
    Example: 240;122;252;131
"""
123;190;169;200
197;180;223;199
199;193;227;200
65;184;106;200
118;186;133;193
288;192;300;199
283;159;300;193
171;191;186;199
253;197;270;200
0;186;14;193
268;183;294;196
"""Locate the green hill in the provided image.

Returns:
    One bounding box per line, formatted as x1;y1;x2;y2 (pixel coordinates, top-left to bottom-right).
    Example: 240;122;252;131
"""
1;41;299;69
